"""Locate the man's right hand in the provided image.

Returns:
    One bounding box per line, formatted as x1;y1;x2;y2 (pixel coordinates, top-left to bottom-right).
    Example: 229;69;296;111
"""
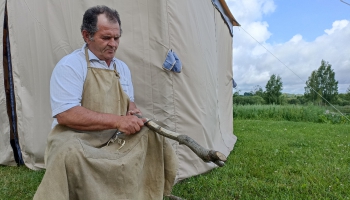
114;115;145;135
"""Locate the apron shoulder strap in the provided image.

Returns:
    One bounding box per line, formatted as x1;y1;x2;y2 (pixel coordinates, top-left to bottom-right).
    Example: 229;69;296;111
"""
84;46;92;69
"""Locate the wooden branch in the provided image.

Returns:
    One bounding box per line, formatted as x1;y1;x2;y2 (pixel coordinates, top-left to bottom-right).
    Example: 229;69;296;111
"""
137;115;227;167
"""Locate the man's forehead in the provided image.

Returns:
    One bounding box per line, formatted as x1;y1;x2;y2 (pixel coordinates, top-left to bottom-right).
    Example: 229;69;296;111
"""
97;13;119;26
96;14;120;35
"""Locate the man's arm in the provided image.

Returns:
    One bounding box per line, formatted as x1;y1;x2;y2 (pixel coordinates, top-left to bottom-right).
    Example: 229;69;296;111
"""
127;102;142;116
56;106;144;135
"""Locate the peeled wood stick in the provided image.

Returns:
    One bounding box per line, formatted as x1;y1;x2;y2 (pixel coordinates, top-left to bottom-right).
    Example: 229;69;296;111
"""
136;115;227;167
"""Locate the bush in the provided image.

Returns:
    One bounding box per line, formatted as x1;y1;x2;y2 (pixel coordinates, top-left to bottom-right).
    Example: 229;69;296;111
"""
334;98;350;106
287;98;300;105
233;104;349;124
233;95;265;105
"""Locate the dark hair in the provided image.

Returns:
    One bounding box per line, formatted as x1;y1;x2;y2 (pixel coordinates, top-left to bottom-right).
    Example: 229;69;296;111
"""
80;5;122;37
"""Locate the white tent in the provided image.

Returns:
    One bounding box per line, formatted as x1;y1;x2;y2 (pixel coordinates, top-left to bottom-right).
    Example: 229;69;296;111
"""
0;0;239;181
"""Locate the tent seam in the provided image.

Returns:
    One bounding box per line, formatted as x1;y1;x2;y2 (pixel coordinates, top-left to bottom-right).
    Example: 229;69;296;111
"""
165;0;180;179
213;4;230;150
165;0;176;133
146;0;155;121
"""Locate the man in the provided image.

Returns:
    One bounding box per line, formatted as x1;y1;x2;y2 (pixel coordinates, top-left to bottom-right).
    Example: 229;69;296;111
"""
34;5;177;200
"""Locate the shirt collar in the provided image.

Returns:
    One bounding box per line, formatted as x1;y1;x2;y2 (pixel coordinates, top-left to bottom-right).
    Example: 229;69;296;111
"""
81;44;117;64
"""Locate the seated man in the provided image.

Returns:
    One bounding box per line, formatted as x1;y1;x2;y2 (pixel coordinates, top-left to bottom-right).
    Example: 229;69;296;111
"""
34;5;177;200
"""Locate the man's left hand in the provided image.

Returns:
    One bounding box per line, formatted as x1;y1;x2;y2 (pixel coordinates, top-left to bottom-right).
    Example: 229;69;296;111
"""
127;102;142;116
126;108;142;116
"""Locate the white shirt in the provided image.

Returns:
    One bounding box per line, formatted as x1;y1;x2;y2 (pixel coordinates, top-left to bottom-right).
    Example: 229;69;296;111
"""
50;44;134;128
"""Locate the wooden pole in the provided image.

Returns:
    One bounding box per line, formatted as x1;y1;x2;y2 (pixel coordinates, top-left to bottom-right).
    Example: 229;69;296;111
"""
136;115;227;167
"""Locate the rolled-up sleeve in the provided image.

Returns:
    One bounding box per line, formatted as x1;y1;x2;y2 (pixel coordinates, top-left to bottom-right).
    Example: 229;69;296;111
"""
50;57;86;117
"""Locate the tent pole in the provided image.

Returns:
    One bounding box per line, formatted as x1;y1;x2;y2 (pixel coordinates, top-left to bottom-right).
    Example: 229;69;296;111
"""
4;2;24;165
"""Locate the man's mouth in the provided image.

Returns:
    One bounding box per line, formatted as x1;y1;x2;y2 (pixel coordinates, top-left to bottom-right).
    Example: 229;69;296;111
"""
104;48;116;53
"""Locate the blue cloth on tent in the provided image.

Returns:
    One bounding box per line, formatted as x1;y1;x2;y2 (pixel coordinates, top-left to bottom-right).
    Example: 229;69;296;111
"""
211;0;234;36
172;51;182;73
232;79;237;88
163;49;182;73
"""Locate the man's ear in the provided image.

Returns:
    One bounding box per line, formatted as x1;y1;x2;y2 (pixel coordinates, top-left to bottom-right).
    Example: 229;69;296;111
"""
82;30;91;44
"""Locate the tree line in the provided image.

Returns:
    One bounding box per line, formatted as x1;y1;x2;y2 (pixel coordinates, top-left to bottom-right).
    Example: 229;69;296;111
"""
234;60;350;106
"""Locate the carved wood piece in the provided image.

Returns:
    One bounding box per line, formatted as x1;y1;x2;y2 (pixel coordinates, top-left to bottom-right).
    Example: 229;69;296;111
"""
137;115;227;167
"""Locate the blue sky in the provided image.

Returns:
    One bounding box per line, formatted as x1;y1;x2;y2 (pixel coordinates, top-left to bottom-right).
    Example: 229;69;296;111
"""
227;0;350;94
265;0;350;43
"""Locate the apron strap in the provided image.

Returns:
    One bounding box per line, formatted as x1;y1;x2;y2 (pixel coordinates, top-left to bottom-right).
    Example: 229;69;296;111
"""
113;62;120;78
84;46;91;68
84;46;120;78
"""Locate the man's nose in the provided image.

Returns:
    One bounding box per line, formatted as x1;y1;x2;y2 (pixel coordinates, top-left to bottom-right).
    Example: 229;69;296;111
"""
108;39;118;47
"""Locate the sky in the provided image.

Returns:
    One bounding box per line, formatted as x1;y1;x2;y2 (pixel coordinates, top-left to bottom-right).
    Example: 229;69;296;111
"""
227;0;350;94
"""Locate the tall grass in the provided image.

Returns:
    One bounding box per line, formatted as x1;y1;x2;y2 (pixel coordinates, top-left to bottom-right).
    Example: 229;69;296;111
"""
329;105;350;115
233;104;350;124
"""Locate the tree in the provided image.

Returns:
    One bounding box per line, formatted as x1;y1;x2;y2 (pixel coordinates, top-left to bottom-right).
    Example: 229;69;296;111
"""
244;92;253;96
296;95;308;105
288;98;300;105
233;90;240;97
346;85;350;100
304;60;338;104
251;85;264;98
304;70;321;103
264;74;283;104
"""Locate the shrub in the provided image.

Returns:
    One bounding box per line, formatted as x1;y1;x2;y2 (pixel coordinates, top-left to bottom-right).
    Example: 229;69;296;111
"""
233;95;265;105
233;104;349;124
287;98;300;105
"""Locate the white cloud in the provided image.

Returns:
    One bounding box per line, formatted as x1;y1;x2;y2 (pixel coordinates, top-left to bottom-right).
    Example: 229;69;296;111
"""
289;34;303;43
228;1;350;94
245;21;271;43
325;20;349;35
240;65;270;84
261;0;276;14
226;0;276;25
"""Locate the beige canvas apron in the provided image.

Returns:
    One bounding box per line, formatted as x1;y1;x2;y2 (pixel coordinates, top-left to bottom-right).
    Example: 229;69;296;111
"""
34;48;178;200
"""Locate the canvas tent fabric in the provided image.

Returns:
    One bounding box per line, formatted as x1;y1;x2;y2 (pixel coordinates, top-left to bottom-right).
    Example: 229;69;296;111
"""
212;0;240;36
0;1;12;166
0;0;238;181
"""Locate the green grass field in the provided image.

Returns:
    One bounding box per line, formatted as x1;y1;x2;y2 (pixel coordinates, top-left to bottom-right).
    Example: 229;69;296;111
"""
0;165;44;200
1;117;350;199
172;120;350;199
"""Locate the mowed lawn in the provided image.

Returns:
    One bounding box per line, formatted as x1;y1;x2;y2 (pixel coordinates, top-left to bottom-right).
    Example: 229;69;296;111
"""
1;120;350;199
172;120;350;199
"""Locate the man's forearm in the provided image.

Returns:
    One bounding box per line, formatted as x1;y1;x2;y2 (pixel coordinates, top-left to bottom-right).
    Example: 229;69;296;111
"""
56;106;120;130
56;106;145;134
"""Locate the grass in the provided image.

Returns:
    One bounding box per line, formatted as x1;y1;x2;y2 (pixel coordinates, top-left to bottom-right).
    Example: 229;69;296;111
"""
330;105;350;115
0;165;44;200
1;119;350;199
172;120;350;199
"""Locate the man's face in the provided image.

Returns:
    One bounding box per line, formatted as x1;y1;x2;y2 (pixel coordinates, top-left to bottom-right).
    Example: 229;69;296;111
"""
85;14;121;65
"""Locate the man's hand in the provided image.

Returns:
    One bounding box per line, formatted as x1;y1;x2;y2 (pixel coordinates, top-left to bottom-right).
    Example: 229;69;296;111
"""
126;108;142;116
127;102;142;116
114;115;145;135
